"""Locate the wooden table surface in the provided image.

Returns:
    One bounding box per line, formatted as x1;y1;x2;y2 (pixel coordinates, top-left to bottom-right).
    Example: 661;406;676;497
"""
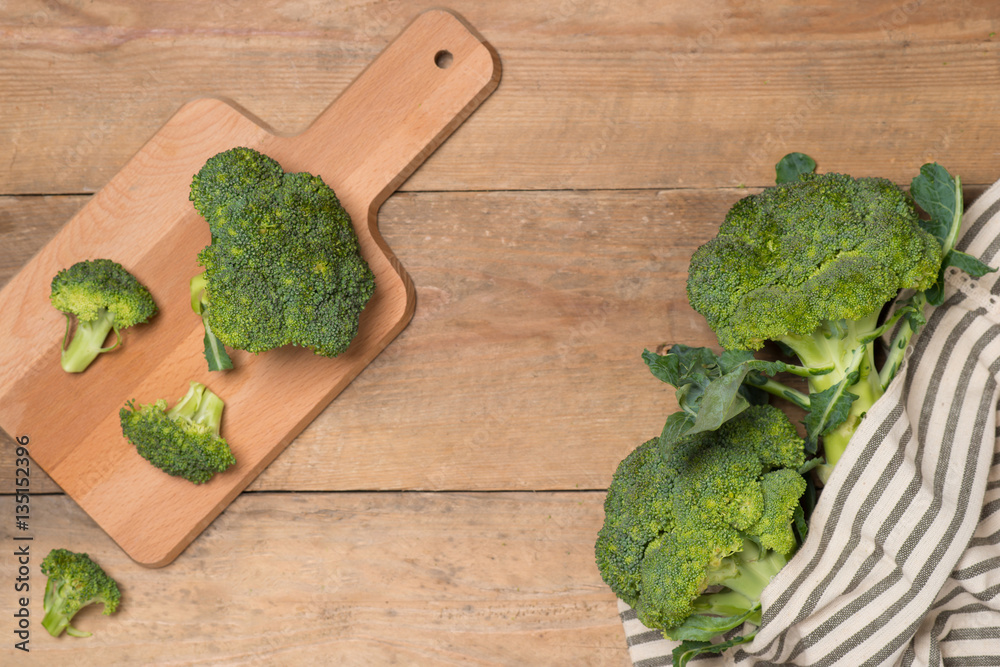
1;1;998;664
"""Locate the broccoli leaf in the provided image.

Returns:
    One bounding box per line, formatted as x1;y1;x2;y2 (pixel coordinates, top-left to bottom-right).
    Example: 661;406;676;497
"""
689;362;757;435
925;249;997;305
202;324;234;371
775;152;817;184
793;500;810;545
944;248;996;279
689;351;781;435
643;345;720;393
803;382;858;454
911;163;996;305
667;605;760;642
659;411;695;450
644;346;792;444
673;634;756;667
910;163;960;244
191;273;234;371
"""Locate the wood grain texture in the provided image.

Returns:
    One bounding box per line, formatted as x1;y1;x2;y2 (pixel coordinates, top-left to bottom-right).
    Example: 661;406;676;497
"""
0;492;628;666
2;1;999;663
1;0;998;195
0;9;500;566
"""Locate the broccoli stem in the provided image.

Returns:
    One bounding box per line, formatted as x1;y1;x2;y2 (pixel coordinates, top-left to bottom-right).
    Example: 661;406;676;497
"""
691;589;761;619
722;540;789;604
60;309;121;373
879;292;927;390
193;390;225;436
752;377;811;411
777;311;885;483
41;578;90;638
166;382;205;420
166;382;224;435
41;579;69;637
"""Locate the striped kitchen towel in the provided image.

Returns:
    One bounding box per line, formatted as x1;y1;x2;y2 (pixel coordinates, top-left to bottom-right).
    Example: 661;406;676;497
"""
619;177;1000;666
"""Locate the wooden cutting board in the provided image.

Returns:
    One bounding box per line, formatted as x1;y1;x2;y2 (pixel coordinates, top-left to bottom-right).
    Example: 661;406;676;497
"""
0;9;501;567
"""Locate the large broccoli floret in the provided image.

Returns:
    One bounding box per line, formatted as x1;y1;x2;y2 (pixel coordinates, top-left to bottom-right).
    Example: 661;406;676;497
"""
40;548;121;638
120;381;235;484
188;147;376;365
688;172;942;351
595;405;807;639
686;170;943;480
49;258;157;373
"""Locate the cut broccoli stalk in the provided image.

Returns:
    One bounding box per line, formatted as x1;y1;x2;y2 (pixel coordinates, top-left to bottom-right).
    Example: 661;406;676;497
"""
60;308;122;373
167;381;224;434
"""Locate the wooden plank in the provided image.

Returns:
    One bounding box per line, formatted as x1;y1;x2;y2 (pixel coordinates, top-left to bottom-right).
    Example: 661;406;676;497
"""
0;491;629;666
1;1;999;194
0;195;78;283
0;9;500;566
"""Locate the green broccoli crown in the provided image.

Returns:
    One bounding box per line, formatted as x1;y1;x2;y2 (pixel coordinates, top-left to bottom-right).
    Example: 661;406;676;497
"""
190;147;376;357
40;548;121;638
120;381;236;484
595;404;806;630
50;258;157;328
687;172;942;350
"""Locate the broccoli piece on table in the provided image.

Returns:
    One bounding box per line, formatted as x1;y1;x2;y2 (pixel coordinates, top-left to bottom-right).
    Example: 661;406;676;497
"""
595;405;807;641
49;258;157;373
40;548;121;638
120;381;235;484
188;147;376;364
686;170;943;479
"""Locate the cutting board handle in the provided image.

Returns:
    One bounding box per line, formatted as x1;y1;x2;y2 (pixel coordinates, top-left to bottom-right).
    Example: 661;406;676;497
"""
289;9;501;214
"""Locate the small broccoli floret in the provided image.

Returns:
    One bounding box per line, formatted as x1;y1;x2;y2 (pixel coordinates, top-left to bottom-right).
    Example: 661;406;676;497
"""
49;258;157;373
595;405;807;638
189;147;376;361
686;171;944;480
40;549;121;638
120;381;235;484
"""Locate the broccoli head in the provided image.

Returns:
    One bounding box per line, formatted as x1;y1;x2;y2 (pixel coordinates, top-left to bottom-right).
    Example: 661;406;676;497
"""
595;404;806;637
686;170;944;479
120;381;235;484
40;548;121;638
687;172;941;353
189;147;376;360
49;258;157;373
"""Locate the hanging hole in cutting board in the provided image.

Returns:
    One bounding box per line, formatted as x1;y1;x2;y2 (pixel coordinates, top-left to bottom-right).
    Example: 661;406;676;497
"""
435;50;453;69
